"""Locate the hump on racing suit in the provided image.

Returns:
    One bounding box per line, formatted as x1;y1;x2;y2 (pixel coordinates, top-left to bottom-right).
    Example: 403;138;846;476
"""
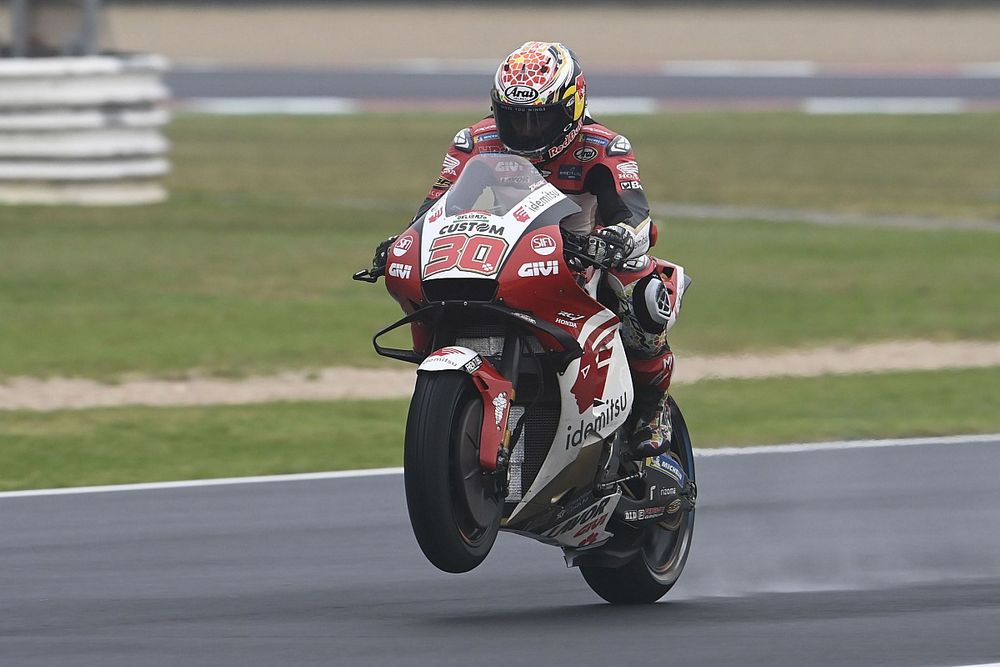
412;116;656;260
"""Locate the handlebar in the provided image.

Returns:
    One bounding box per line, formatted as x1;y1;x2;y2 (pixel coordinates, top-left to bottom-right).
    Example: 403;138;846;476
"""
352;267;383;283
560;229;617;271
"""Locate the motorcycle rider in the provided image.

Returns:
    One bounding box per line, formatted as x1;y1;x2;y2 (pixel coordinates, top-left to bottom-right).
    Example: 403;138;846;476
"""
372;41;680;459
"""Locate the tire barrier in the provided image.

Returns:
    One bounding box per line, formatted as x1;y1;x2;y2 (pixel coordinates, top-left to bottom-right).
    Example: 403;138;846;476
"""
0;53;170;205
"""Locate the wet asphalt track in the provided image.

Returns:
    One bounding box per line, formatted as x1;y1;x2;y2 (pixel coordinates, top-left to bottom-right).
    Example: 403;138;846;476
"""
166;67;1000;103
3;437;1000;666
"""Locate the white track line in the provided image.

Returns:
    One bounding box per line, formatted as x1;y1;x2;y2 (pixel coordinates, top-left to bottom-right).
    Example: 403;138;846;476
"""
179;97;360;115
2;433;997;500
804;97;967;114
661;60;818;77
693;433;1000;458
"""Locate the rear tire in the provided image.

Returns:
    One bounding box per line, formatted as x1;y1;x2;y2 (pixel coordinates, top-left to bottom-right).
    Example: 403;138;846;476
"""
404;371;502;573
581;397;696;603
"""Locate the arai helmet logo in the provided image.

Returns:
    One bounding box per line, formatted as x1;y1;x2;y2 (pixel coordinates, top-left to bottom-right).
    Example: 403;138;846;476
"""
504;85;539;103
530;234;557;256
573;146;598;162
392;235;413;257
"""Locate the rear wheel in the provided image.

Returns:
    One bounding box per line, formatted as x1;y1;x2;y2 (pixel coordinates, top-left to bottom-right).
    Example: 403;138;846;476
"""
580;397;696;603
404;371;502;573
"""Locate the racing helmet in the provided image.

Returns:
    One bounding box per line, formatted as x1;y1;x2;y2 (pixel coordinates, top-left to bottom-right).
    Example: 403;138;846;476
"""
491;41;587;162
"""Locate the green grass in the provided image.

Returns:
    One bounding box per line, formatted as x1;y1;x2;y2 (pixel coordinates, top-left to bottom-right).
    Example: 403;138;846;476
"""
1;113;999;379
0;400;408;491
3;367;998;491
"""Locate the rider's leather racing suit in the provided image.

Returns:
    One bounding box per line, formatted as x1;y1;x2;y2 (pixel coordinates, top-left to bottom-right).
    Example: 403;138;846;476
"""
413;117;679;442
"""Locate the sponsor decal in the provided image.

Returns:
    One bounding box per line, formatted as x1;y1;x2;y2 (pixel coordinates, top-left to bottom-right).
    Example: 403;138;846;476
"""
564;392;629;449
584;135;610;147
387;263;412;279
463;357;483;373
499;175;537;187
392;235;413;257
573;146;599;162
442;154;461;175
555;318;578;329
547;125;582;159
530;234;557;256
607;135;632;157
512;207;530;223
518;261;559;277
432;177;453;191
543;497;611;538
456;211;490;221
587;126;616;139
439;222;505;235
474;132;500;143
510;311;537;325
479;145;507;154
558;164;583;181
428;207;443;223
523;187;562;213
570;319;618;414
616;161;640;180
557;311;584;321
504;84;539;103
660;486;678;497
638;506;666;520
492;392;509;430
621;181;643;191
496;160;527;172
452;129;473;153
650;454;685;484
667;499;682;515
426;347;467;367
624;510;638;521
430;347;464;357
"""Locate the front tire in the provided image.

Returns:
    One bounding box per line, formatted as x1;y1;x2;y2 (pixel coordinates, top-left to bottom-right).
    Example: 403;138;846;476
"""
580;397;696;603
404;371;502;573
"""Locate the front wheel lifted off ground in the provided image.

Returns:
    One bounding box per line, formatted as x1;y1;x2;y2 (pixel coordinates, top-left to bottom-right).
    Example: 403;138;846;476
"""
404;370;502;573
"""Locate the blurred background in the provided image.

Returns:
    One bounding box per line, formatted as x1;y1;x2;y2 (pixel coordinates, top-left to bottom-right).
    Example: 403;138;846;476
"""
1;0;999;489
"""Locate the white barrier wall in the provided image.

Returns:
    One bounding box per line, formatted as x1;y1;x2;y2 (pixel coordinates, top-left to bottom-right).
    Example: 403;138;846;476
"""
0;54;170;205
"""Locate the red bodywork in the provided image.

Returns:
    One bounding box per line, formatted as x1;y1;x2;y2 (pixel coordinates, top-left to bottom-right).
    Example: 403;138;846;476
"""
386;214;617;470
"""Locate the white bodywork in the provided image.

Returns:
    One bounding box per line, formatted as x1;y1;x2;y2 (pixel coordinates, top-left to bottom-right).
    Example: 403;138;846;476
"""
420;182;565;281
508;304;634;529
417;346;481;373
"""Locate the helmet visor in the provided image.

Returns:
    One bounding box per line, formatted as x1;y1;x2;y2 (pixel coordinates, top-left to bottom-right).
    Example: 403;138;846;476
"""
493;99;572;153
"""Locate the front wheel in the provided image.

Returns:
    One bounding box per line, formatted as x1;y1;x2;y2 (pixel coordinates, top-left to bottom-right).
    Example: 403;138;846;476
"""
404;371;502;573
580;397;696;603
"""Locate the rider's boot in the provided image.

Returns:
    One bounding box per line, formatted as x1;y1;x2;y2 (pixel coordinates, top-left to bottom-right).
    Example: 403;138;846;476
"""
625;349;674;460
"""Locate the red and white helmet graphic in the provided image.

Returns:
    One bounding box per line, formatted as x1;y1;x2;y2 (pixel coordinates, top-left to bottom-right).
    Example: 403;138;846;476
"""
491;42;587;162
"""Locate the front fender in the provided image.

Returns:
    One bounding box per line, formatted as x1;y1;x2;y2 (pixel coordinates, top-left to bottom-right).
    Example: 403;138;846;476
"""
418;346;514;471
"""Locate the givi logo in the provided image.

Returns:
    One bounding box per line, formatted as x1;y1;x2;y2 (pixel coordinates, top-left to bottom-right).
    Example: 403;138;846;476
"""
388;263;412;279
517;261;559;277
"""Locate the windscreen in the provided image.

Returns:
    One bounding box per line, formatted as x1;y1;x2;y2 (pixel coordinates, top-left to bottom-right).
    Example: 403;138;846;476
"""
444;154;548;218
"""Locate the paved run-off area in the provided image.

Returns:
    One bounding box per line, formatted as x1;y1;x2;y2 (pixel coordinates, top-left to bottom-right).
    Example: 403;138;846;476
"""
3;340;1000;411
99;5;1000;67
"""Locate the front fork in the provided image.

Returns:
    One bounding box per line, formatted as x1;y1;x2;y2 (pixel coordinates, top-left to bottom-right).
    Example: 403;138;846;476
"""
416;346;515;474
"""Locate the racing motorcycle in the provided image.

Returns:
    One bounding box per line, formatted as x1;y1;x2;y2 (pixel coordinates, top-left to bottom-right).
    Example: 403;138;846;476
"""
354;154;696;604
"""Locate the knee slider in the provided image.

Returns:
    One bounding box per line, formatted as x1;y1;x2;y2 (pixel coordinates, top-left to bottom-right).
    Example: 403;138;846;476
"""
643;277;672;327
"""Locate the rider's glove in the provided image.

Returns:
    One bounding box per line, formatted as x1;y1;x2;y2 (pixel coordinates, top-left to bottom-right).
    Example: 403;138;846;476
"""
371;235;398;277
584;225;635;269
